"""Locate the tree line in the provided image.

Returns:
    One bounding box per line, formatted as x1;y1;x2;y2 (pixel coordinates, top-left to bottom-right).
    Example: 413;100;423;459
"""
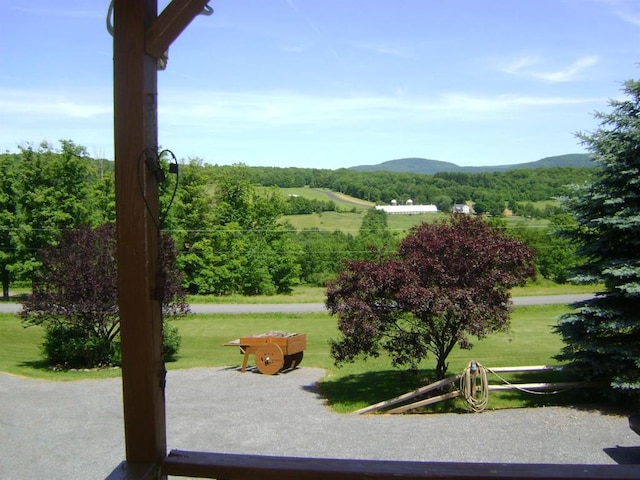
237;163;595;217
1;141;586;299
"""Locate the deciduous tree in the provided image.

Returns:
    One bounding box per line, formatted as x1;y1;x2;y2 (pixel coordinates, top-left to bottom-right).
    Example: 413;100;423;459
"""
327;214;536;379
0;153;18;298
179;165;301;295
21;224;188;368
13;141;100;281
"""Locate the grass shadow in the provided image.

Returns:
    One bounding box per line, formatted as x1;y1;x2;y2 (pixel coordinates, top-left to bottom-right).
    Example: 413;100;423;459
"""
17;359;51;371
0;293;28;303
317;368;463;413
483;368;625;413
316;367;632;415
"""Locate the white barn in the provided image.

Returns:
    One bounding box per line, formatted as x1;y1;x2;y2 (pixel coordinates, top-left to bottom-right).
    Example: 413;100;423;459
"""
375;204;438;214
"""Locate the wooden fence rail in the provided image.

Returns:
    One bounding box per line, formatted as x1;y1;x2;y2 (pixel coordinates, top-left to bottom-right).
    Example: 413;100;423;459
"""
159;450;640;480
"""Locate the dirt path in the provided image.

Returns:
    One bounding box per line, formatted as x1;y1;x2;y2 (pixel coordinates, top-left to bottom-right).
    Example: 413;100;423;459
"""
310;188;374;207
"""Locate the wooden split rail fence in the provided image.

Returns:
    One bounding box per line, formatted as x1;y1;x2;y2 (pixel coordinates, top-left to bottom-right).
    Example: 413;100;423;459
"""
354;364;599;415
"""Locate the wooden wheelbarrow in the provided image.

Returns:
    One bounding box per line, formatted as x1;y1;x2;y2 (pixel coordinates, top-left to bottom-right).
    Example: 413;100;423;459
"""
224;332;306;375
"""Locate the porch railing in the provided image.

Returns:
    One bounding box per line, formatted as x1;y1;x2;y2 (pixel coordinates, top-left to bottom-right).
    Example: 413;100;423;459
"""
156;450;640;480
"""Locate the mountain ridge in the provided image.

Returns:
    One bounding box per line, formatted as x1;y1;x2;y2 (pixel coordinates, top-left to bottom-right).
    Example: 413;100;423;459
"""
349;153;594;174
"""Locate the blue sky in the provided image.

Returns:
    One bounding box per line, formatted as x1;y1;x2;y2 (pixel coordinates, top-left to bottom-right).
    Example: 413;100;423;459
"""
0;0;639;169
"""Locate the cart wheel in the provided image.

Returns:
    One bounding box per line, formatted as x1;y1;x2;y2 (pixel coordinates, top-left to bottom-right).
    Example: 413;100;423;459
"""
283;351;304;371
255;343;284;375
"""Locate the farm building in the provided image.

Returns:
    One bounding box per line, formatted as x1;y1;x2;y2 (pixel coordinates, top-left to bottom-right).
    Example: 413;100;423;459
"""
453;204;471;214
375;201;438;214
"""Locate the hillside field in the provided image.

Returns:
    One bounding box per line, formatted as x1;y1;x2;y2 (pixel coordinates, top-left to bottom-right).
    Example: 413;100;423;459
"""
280;186;552;233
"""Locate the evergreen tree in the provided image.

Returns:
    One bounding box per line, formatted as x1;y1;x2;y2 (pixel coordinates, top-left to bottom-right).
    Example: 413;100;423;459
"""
556;79;640;398
351;208;396;260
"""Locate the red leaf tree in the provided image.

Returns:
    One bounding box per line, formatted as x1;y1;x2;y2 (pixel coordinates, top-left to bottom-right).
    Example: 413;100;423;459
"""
21;224;188;368
326;214;536;379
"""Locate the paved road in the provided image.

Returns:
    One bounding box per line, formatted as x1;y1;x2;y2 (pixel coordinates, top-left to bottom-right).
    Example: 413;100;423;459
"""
0;294;596;315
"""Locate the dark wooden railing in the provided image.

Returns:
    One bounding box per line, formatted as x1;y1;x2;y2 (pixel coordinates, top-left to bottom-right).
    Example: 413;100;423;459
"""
156;450;640;480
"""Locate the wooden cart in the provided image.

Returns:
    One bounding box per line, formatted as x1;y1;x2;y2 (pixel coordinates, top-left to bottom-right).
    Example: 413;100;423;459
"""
224;332;306;375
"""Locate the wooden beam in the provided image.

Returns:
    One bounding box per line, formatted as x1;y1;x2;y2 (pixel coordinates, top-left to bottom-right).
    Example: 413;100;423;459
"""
487;382;599;392
353;374;462;415
387;390;461;414
146;0;210;59
161;450;640;480
487;366;560;373
113;0;166;468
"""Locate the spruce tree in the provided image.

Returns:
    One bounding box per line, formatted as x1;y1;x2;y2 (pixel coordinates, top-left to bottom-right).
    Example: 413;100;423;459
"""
556;79;640;397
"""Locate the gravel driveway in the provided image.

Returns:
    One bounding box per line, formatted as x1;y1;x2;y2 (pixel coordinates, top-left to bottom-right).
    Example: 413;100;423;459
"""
1;367;639;480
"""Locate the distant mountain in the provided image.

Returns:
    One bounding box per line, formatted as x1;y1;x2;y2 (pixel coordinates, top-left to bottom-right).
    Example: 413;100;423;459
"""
349;154;595;174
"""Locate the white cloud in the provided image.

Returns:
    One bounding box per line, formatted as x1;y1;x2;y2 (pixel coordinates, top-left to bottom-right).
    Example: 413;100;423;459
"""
533;55;600;83
501;55;599;83
595;0;640;26
0;89;111;118
613;9;640;26
353;41;412;58
158;88;602;131
281;43;307;53
500;55;541;75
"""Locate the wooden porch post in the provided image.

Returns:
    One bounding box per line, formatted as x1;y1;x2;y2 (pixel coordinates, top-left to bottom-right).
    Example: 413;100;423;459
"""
112;0;210;475
113;0;165;469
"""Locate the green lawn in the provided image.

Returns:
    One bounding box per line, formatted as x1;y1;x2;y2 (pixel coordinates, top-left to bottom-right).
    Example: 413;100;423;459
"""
282;210;447;233
1;304;592;412
283;210;366;232
187;285;327;304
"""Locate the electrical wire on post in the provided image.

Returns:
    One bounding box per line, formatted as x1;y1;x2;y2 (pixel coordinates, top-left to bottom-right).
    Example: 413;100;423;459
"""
136;148;180;305
107;1;213;35
137;149;162;233
136;148;180;232
460;360;489;412
106;0;114;36
159;149;179;228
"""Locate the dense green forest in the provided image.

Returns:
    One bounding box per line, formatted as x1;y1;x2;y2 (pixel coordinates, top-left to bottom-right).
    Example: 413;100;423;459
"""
0;141;594;297
231;164;594;217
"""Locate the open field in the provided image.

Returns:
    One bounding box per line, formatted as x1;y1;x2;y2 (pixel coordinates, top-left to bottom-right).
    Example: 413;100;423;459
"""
281;186;448;233
0;303;600;413
283;210;368;233
280;186;554;233
283;209;551;234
